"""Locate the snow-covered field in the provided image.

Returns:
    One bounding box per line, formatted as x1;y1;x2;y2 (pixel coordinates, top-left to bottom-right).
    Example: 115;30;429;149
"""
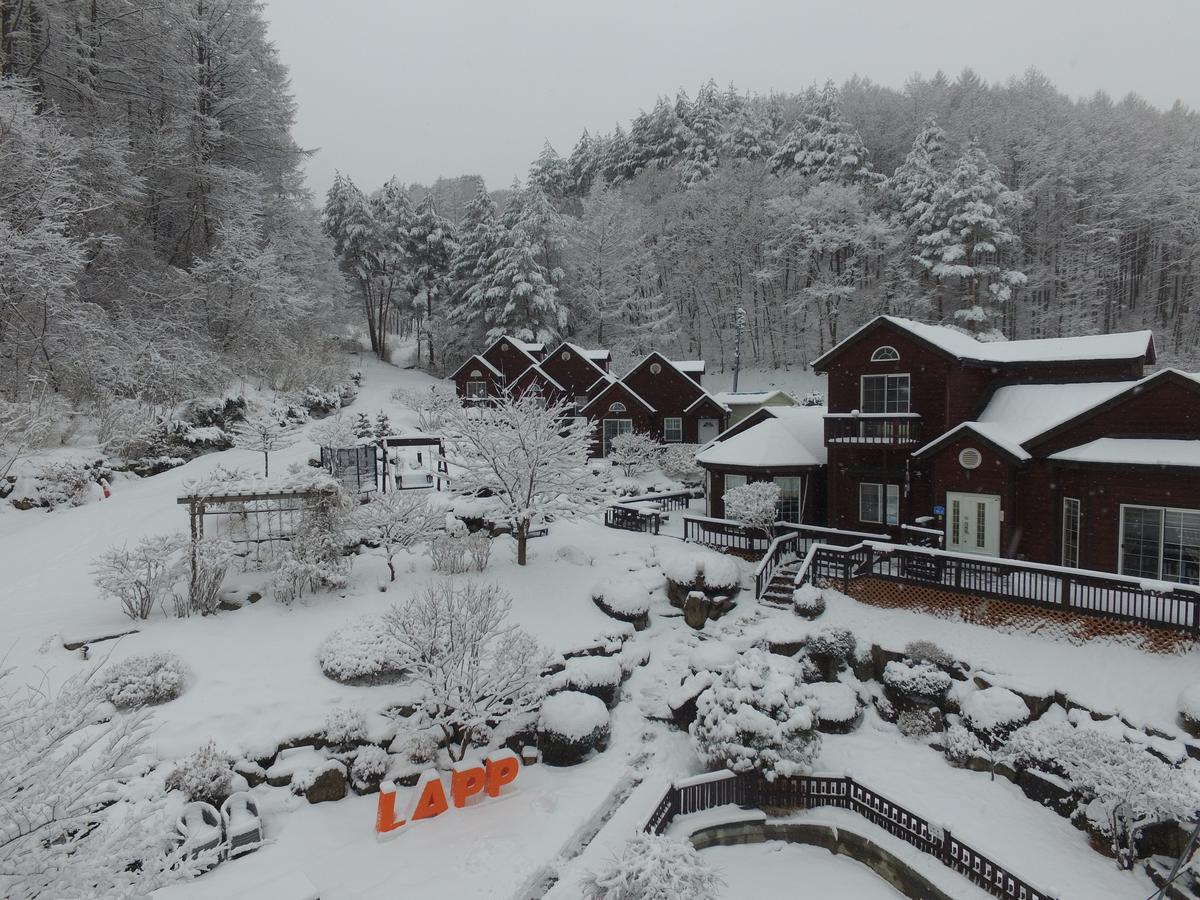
2;356;1188;899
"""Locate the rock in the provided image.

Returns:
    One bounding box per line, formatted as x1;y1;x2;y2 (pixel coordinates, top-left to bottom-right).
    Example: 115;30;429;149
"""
682;591;736;630
303;762;347;804
233;758;267;788
1016;768;1074;816
521;746;539;766
1135;820;1190;860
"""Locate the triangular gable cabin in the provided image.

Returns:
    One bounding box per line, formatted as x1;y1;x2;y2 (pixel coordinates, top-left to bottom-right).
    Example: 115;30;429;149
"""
506;363;566;405
579;378;657;457
616;352;728;448
479;336;543;383
449;354;504;404
540;342;613;412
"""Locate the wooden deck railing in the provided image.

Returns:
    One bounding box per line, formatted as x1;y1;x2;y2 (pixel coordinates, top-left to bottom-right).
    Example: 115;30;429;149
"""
644;770;1053;900
752;522;890;598
797;541;1200;635
603;489;703;535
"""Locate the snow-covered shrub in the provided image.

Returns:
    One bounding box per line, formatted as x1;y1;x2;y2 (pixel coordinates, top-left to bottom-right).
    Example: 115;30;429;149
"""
897;707;943;739
690;649;820;780
792;584;826;618
961;687;1030;739
883;660;952;704
723;481;780;538
659;444;702;482
1178;683;1200;736
92;534;186;620
802;681;861;733
273;495;351;602
27;459;105;508
187;536;234;616
349;745;391;793
590;577;651;628
798;390;825;407
903;639;956;669
466;530;492;571
538;691;610;766
940;723;984;765
806;626;855;662
428;533;469;574
688;641;738;674
97;653;187;709
322;708;369;748
165;741;236;807
559;656;624;707
582;833;722;900
354;492;443;581
318;617;408;685
298;385;342;416
607;431;663;476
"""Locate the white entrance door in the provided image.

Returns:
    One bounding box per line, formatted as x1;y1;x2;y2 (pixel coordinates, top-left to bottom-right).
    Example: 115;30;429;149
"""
946;492;1001;556
697;418;720;444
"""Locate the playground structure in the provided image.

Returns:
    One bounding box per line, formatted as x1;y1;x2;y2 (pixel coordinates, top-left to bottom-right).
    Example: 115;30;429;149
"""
319;434;449;494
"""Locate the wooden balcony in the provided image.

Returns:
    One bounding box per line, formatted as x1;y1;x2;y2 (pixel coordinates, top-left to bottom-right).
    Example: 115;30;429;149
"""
824;413;921;446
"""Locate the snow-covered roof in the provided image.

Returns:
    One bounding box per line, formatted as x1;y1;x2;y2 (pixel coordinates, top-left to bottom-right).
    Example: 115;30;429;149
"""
511;363;565;393
813;316;1155;368
672;359;706;373
581;378;656;414
712;390;795;407
556;342;611;378
512;338;544;353
684;392;730;414
696;407;827;469
1049;438;1200;468
449;354;502;380
576;346;610;361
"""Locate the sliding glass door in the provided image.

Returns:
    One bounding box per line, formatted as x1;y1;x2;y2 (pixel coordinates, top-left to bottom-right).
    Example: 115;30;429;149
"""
1120;504;1200;585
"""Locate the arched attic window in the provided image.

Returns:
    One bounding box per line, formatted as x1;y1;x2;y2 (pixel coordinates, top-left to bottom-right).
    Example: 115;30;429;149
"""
871;346;900;362
609;402;627;413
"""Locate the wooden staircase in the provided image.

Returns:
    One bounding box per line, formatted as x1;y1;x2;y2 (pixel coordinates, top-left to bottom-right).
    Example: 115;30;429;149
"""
759;561;801;606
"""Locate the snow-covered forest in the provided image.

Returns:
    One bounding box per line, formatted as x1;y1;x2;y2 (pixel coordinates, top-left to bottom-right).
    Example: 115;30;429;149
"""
325;73;1200;373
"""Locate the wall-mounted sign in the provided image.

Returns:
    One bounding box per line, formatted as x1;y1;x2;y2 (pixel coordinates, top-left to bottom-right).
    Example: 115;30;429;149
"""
375;750;520;836
933;505;945;516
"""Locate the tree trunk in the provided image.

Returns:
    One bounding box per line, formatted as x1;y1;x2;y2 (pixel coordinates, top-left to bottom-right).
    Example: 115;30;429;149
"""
263;450;269;477
516;522;528;566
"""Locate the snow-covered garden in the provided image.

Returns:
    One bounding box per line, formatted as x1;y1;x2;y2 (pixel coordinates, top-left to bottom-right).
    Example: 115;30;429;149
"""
1;358;1198;900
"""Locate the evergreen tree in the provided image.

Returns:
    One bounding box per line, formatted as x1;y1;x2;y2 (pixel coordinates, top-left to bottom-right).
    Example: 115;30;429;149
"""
374;411;392;440
404;194;457;368
353;412;374;439
600;124;631;184
479;192;565;344
886;117;948;230
768;81;878;184
449;187;501;346
566;130;598;197
725;101;778;163
915;142;1027;333
679;82;723;186
528;141;570;199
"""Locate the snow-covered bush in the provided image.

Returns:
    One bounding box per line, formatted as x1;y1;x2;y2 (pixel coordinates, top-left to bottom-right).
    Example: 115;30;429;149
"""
903;639;956;669
354;492;443;581
384;580;549;760
582;833;722;900
792;584;826;618
723;481;780;538
688;641;738;674
961;687;1030;739
802;681;861;733
322;708;369;748
428;533;470;574
559;656;624;707
607;431;663;476
165;741;237;807
92;534;186;620
883;660;952;704
30;459;99;508
591;577;652;628
97;653;188;709
798;390;825;407
806;626;856;662
273;494;351;602
940;723;984;765
187;536;235;616
298;385;342;416
897;707;943;739
319;617;408;685
537;691;610;766
349;745;391;793
659;444;702;482
1178;683;1200;736
466;530;492;571
690;649;821;780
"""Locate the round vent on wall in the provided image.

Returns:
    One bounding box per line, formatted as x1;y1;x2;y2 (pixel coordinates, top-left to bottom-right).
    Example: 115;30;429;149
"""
562;350;571;360
501;343;509;351
649;362;662;374
959;448;983;470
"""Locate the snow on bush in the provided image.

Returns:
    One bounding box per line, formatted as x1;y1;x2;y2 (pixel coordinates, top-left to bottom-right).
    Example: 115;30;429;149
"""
538;691;610;766
883;660;952;701
660;547;740;590
723;481;780;537
560;656;623;706
349;745;391;792
940;723;984;765
690;649;821;780
805;626;856;661
792;584;826;618
97;653;187;709
607;431;663;476
659;444;702;481
798;390;825;407
1177;683;1200;730
591;578;652;616
688;641;738;673
903;639;956;668
318;617;408;685
186;536;234;616
582;833;722;900
428;533;470;574
354;491;444;581
961;687;1030;734
91;534;185;620
322;708;369;747
897;708;943;739
802;681;860;728
165;741;236;807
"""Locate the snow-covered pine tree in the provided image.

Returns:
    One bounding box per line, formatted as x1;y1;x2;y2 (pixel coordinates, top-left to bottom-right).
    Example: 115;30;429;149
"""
528;141;571;200
353;412;374;439
373;411;392;440
768;81;878;185
724;100;779;163
885;117;948;231
404;194;457;369
599;123;631;184
915;141;1027;333
448;188;501;350
678;81;723;186
566;130;598;197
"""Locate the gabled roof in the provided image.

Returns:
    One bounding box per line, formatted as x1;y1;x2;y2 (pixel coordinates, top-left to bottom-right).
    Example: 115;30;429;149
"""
482;335;543;369
508;363;565;394
672;359;705;374
696;406;827;469
812;316;1156;371
912;421;1032;462
580;377;656;415
712;390;796;407
622;351;706;391
545;341;611;383
450;353;502;380
1048;438;1200;468
685;393;731;414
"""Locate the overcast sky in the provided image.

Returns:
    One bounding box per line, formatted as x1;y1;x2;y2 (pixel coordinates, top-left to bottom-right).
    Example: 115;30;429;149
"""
262;0;1200;198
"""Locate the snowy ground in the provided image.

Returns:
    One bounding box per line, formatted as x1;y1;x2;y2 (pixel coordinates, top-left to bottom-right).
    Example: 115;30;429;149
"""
702;841;903;899
1;355;1182;899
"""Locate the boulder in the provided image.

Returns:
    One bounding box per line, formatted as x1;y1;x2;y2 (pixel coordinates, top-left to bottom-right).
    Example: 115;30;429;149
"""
682;591;736;630
537;692;610;766
1016;768;1074;816
303;762;347;804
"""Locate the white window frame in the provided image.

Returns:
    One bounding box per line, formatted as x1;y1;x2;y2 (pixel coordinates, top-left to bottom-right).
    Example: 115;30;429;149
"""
663;417;683;443
886;483;900;525
859;483;882;524
465;380;488;399
602;418;633;455
860;373;911;414
1062;497;1081;568
870;345;900;362
1119;502;1200;585
724;473;748;494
